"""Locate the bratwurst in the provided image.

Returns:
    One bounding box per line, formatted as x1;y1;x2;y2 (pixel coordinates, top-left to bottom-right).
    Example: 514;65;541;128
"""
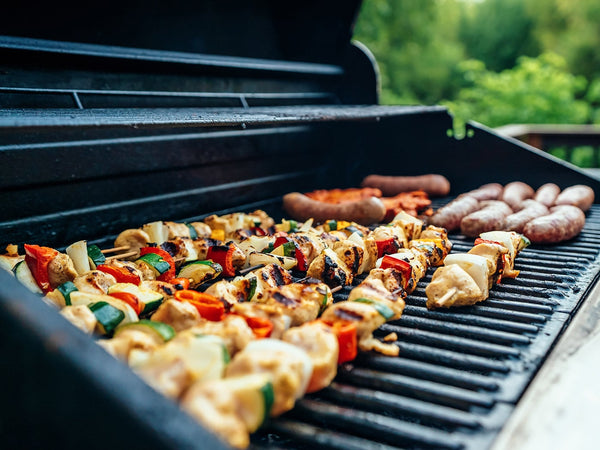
460;201;513;237
361;174;451;197
428;195;479;231
554;185;595;212
534;183;560;207
501;182;535;210
462;183;503;201
503;200;549;233
522;205;586;243
282;192;386;225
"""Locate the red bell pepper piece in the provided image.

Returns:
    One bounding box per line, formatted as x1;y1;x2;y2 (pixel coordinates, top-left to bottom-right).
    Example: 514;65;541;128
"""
273;236;308;271
109;291;142;315
24;244;58;293
174;290;225;321
169;277;190;290
96;265;141;285
139;247;176;282
323;320;358;364
375;238;400;258
207;244;236;277
379;255;412;289
242;316;273;338
250;226;267;236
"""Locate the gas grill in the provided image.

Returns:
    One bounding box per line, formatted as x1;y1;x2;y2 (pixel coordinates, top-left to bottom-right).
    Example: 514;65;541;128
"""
2;1;600;449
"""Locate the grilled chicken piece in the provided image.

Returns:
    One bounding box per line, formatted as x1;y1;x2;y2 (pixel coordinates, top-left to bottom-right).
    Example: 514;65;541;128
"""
73;269;117;295
99;326;164;361
151;299;202;331
307;248;353;288
382;248;428;293
332;239;364;276
189;222;212;238
288;232;326;266
60;305;97;334
360;236;379;273
114;229;150;260
188;315;254;356
47;253;78;288
258;282;331;326
468;242;508;287
371;224;408;250
164;221;194;240
426;264;485;309
225;339;313;416
320;301;395;355
252;264;293;301
363;267;408;299
205;277;253;309
204;210;274;237
347;277;405;320
160;237;191;262
190;238;221;261
409;239;447;267
181;380;253;449
282;321;338;393
420;225;452;254
140;280;177;301
231;302;291;339
105;259;147;282
391;210;424;240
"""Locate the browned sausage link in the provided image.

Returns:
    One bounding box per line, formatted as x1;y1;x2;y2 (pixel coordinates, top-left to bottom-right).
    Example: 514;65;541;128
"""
501;182;535;211
361;174;451;197
554;185;595;212
534;183;560;207
460;200;513;237
282;192;386;226
503;200;549;233
428;195;479;231
523;205;586;243
462;183;503;201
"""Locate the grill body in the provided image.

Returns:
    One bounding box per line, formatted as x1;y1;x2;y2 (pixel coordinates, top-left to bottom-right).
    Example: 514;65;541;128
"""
2;4;600;449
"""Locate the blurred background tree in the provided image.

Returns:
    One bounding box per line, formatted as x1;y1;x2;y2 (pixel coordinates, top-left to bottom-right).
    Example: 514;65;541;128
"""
353;0;600;128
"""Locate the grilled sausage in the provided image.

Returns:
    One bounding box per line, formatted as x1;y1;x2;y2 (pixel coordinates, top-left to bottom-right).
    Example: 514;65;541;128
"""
501;182;535;210
282;192;386;226
554;185;595;212
523;205;586;243
503;200;549;233
460;201;513;237
361;174;451;197
462;183;503;201
534;183;560;207
429;195;479;231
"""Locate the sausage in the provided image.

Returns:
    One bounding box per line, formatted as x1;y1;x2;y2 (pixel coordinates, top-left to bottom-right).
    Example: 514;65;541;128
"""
460;201;513;237
282;192;386;226
522;205;586;243
462;183;503;201
501;182;535;210
554;185;595;212
534;183;560;207
429;195;479;231
361;174;450;197
503;200;549;233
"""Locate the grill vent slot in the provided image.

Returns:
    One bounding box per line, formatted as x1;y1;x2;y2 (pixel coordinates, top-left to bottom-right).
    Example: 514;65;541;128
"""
252;205;600;449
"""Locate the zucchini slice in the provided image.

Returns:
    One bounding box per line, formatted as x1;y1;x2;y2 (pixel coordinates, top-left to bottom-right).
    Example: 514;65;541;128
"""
70;291;139;325
87;244;106;269
178;260;223;288
12;260;42;294
89;301;125;335
351;297;395;320
136;253;171;276
56;281;78;306
107;282;163;315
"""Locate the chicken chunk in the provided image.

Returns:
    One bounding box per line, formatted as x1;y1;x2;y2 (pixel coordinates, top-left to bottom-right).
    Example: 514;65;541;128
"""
60;305;97;334
151;299;203;331
282;321;338;393
307;248;353;288
258;282;329;326
333;239;364;275
468;242;508;287
348;276;406;320
205;277;252;309
99;327;164;361
289;232;326;266
425;264;485;309
188;315;254;356
47;253;78;288
73;270;117;295
114;229;150;260
231;302;290;339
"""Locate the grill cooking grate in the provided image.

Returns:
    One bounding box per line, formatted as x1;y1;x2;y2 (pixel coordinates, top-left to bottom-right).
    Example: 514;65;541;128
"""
251;204;600;450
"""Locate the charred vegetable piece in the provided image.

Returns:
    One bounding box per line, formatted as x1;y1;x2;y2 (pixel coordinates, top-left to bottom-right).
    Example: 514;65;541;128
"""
351;297;395;320
177;260;223;288
57;281;78;306
115;319;175;342
89;301;125;335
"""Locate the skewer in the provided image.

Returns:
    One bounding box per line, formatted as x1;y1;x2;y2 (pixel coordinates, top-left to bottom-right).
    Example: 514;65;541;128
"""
436;287;458;305
174;257;186;264
104;250;138;261
238;264;265;275
391;287;404;296
330;285;343;294
101;245;131;254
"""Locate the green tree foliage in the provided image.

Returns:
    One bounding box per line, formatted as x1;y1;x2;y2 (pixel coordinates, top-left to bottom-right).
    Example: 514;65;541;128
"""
445;53;590;128
353;0;465;105
459;0;539;72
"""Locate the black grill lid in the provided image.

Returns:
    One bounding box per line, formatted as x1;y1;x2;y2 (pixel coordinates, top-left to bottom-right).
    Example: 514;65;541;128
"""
1;0;362;65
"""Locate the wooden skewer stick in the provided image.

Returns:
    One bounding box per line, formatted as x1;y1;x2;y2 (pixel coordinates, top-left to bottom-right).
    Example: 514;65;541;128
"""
330;285;343;294
174;257;186;264
238;264;265;275
391;287;404;296
101;245;131;254
434;287;458;306
105;250;138;261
